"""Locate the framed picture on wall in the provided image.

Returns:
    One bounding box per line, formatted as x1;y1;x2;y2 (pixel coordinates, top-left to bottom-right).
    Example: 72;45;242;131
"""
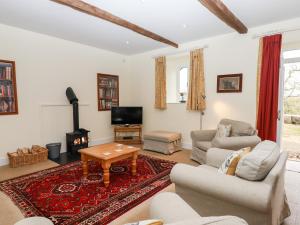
217;74;243;93
0;60;18;115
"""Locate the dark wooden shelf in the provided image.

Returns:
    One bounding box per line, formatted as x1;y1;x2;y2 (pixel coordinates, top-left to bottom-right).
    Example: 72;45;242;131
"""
97;73;119;111
0;59;18;115
114;125;142;145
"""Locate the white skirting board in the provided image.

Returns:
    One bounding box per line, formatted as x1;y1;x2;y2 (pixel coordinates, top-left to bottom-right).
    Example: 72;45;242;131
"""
0;138;191;166
89;137;114;146
0;137;114;167
181;142;192;150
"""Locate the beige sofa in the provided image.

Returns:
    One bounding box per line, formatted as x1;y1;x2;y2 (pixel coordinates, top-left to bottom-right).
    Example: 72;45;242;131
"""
170;142;290;225
191;119;261;164
127;192;248;225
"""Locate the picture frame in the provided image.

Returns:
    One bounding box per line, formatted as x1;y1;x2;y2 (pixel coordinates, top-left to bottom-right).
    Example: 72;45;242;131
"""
0;60;18;115
217;74;243;93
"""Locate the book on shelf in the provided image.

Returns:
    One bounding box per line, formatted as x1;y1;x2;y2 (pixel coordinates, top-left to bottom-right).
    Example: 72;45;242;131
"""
0;66;12;80
0;99;14;112
99;88;117;99
0;84;13;97
99;88;105;99
99;77;117;88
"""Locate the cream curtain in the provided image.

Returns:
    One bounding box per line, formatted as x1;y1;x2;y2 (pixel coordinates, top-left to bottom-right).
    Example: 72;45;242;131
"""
187;49;206;111
256;38;263;120
155;56;167;110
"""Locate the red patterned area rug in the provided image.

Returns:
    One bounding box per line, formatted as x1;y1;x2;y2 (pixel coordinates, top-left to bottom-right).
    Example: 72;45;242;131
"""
0;155;176;225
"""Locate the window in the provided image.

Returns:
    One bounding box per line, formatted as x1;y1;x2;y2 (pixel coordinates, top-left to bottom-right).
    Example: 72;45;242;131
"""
179;67;188;93
283;50;300;59
166;54;189;103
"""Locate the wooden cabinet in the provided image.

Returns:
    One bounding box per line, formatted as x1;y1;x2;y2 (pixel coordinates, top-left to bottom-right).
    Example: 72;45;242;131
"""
97;73;119;111
114;125;142;144
0;60;18;115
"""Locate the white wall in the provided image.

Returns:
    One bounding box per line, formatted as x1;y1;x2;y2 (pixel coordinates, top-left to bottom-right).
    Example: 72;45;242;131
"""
129;17;300;147
1;17;300;164
0;23;133;162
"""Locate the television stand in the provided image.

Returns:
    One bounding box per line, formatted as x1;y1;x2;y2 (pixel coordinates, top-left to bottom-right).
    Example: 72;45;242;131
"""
114;125;142;145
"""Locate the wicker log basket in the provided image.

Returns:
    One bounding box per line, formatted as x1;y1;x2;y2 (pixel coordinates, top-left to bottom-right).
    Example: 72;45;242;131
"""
7;145;48;168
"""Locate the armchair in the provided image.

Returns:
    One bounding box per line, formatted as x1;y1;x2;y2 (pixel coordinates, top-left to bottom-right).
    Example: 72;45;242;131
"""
191;118;261;164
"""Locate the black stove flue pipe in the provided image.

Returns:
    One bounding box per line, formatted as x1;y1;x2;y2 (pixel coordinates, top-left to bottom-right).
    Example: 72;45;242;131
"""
66;87;79;131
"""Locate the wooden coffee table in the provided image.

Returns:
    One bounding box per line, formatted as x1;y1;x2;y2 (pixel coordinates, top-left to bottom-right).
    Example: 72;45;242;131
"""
79;143;140;187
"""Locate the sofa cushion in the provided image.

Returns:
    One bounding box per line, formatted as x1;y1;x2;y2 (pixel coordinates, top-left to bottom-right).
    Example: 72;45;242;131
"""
218;147;251;175
196;141;212;151
219;119;255;137
236;141;280;181
215;124;231;138
168;217;248;225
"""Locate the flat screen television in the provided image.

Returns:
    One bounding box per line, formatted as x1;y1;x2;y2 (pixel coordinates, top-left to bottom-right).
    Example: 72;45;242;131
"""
111;107;143;125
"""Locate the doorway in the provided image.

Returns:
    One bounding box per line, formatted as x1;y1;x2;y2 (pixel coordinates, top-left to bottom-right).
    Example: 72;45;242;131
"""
280;49;300;167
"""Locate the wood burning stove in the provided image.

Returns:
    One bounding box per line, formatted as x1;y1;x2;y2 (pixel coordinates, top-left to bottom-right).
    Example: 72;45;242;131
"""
66;87;90;154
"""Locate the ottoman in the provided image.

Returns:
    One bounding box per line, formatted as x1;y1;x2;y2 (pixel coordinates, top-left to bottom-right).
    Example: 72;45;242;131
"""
143;131;182;155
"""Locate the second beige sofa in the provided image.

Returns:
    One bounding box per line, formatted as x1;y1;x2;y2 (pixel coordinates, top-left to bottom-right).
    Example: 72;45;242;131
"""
171;141;290;225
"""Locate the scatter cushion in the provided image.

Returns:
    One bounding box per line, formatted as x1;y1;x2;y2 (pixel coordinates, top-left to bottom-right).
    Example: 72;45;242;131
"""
218;147;251;175
236;140;280;181
215;124;231;138
124;220;163;225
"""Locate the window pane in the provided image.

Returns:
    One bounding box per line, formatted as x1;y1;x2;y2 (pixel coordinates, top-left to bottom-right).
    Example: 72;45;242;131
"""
179;67;188;93
284;62;300;97
283;50;300;59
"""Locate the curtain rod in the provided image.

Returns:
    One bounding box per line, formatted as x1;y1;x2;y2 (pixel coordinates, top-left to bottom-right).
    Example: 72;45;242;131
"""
252;27;300;39
152;45;208;59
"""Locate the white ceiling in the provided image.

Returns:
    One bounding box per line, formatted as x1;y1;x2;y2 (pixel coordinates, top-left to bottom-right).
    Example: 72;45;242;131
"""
0;0;300;55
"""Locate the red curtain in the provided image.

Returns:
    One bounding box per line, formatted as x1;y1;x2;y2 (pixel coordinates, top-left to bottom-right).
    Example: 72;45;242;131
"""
257;34;282;141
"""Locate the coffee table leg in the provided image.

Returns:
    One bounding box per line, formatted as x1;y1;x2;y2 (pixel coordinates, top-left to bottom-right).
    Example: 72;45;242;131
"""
102;162;111;187
82;154;88;178
131;153;138;176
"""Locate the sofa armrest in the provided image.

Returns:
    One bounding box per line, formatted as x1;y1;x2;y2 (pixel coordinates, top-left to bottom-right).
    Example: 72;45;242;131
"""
191;130;216;143
150;192;200;223
206;148;234;168
170;164;272;213
211;135;261;150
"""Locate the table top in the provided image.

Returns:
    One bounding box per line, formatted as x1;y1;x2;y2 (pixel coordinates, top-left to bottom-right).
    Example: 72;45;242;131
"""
79;143;140;160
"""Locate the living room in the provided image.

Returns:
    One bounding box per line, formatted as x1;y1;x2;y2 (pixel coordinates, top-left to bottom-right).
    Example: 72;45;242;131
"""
0;0;300;225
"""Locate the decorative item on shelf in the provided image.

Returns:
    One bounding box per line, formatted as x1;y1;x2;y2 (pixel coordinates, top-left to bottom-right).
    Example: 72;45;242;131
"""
179;92;186;103
97;73;119;111
0;59;18;115
217;73;243;93
7;145;48;168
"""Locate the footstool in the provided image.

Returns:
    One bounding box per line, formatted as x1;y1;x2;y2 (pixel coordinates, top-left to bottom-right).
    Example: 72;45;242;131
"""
143;131;182;155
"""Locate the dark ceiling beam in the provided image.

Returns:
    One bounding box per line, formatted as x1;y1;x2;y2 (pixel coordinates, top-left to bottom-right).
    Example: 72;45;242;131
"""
198;0;248;34
51;0;178;48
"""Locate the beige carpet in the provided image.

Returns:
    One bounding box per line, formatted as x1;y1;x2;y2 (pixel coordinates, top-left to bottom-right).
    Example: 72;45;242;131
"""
0;149;299;225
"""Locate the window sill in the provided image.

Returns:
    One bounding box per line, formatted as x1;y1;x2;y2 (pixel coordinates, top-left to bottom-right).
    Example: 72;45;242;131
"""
167;102;187;105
